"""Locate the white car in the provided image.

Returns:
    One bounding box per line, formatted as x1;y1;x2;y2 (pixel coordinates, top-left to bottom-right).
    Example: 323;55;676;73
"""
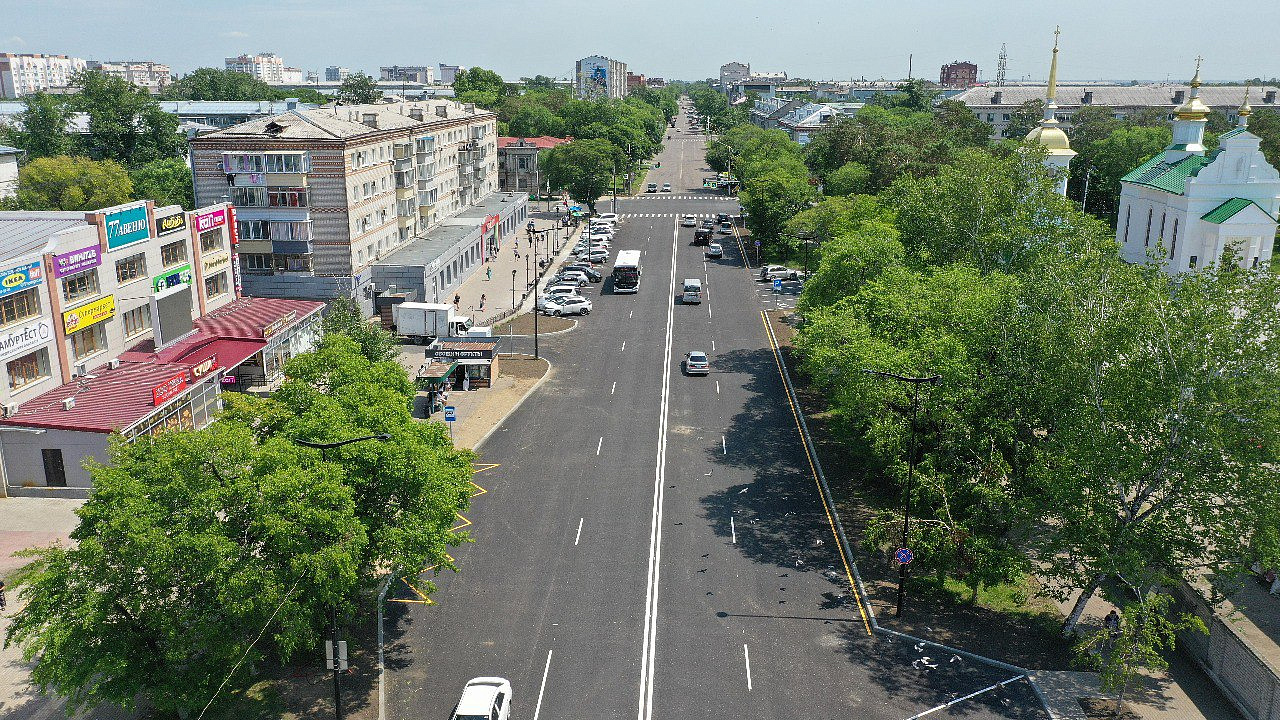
594;213;620;225
684;350;710;375
557;270;592;286
543;295;593;316
680;215;698;227
760;265;799;281
705;242;723;259
537;290;583;311
661;183;672;192
450;677;511;720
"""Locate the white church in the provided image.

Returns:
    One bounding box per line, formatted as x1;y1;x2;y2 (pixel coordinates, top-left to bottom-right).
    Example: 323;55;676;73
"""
1113;62;1279;274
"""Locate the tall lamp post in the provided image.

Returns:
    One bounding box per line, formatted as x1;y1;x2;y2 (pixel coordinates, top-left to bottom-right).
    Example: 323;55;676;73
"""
295;433;392;720
511;269;518;315
798;231;816;279
860;370;940;618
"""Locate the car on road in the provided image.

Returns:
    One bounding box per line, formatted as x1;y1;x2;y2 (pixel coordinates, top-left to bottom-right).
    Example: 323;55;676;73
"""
543;295;592;316
693;227;713;245
646;183;658;193
564;264;603;282
759;265;799;281
661;183;672;192
680;215;698;227
699;219;715;230
716;212;730;223
705;242;723;259
684;350;710;375
594;213;620;225
718;222;733;234
449;677;511;720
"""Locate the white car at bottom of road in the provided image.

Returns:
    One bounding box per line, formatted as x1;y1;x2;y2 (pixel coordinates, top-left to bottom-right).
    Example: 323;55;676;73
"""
450;677;511;720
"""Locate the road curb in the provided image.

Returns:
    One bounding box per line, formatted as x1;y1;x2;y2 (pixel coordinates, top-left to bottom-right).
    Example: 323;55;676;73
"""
473;356;555;452
759;310;1051;715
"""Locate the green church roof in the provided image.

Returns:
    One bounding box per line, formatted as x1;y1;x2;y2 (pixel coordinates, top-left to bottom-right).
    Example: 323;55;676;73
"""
1200;197;1272;224
1120;150;1218;195
1218;127;1247;141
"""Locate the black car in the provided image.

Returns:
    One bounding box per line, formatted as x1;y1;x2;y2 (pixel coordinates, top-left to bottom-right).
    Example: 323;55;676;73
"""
716;212;730;223
693;227;713;245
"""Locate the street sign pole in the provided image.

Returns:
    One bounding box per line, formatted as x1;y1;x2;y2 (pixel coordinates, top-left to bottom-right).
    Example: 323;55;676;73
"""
444;405;456;442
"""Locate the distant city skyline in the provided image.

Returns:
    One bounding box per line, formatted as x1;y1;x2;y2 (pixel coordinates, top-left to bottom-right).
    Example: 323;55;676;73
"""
5;0;1279;84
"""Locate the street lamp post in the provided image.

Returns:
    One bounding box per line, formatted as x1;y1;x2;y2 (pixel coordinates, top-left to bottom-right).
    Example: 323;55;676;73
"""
295;433;392;720
511;269;517;315
860;370;940;618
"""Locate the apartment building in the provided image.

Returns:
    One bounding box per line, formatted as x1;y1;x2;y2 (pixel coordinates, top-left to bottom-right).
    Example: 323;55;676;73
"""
576;55;628;99
225;53;287;84
940;61;978;88
0;145;19;200
326;66;351;82
189;100;501;314
0;53;87;98
382;66;435;84
720;61;750;90
438;64;465;85
86;60;172;93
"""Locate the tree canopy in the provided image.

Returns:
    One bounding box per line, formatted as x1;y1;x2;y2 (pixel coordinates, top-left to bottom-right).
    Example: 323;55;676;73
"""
338;72;381;105
14;156;134;210
541;138;625;213
129;157;193;210
70;70;185;167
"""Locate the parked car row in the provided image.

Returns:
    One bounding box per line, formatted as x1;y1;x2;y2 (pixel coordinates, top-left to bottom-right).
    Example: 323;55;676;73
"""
536;215;622;316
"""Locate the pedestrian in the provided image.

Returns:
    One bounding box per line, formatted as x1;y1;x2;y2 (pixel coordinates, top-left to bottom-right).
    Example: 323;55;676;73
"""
453;293;460;308
463;374;471;392
479;293;486;312
1103;609;1121;639
514;246;520;259
486;266;492;281
0;578;6;611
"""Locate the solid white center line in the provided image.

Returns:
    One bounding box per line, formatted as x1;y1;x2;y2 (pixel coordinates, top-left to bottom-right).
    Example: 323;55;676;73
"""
575;518;584;546
730;515;736;544
612;381;617;395
743;644;753;691
597;437;604;455
533;649;553;720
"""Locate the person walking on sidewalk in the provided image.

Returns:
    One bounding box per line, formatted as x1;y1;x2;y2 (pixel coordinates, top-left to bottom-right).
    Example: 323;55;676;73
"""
479;294;486;312
486;266;492;281
453;293;461;308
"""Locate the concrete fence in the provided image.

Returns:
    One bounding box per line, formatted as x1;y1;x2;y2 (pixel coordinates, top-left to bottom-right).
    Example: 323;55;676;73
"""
1173;579;1280;720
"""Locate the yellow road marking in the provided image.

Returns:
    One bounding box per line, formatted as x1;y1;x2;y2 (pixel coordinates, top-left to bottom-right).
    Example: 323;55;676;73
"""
392;465;495;604
452;514;472;532
389;553;455;605
759;310;873;637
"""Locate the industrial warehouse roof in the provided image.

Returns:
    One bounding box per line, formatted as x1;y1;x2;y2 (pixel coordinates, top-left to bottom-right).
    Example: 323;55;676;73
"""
377;192;521;269
950;84;1277;109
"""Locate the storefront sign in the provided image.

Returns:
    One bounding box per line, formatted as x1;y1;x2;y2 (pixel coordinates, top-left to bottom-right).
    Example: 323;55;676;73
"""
151;372;187;406
190;355;219;379
261;311;297;338
62;295;115;332
152;264;193;293
228;205;242;295
481;213;501;237
104;202;150;250
193;207;227;233
154;212;187;237
221;375;238;385
51;245;101;279
0;319;52;362
0;261;44;298
427;345;497;361
202;252;230;272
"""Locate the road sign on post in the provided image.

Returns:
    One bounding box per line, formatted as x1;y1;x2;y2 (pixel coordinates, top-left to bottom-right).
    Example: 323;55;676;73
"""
894;547;914;565
325;640;349;671
773;278;782;292
443;406;456;422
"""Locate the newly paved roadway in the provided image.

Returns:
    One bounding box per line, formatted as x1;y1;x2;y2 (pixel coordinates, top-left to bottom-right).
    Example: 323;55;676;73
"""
385;109;1048;720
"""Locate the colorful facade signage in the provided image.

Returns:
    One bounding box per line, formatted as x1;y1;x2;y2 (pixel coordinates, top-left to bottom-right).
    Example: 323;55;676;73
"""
261;311;297;339
154;212;187;237
0;319;53;362
62;295;115;333
51;245;101;279
202;253;230;272
193;207;228;233
104;202;151;250
152;264;193;293
151;372;188;406
190;355;219;379
0;261;44;299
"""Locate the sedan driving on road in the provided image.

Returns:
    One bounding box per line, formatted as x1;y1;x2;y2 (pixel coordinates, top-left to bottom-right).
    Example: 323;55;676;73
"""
680;215;698;227
705;242;723;259
684;351;710;376
718;222;733;234
450;677;511;720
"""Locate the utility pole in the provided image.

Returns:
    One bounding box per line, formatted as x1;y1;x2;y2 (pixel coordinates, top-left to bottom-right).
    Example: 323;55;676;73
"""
860;370;940;618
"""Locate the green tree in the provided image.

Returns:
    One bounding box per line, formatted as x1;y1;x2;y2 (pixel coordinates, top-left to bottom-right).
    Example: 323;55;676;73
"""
1245;108;1280;168
0;92;75;158
1075;592;1208;712
1086;125;1171;221
525;75;558;91
71;70;184;166
935;98;994;147
739;167;816;256
823;161;871;196
506;104;568;138
322;296;397;362
338;72;381;104
163;67;278;101
541;138;624;213
872;79;941;113
15;156;133;210
795;216;903;311
129;157;192;209
1003;99;1044;140
453;67;506;109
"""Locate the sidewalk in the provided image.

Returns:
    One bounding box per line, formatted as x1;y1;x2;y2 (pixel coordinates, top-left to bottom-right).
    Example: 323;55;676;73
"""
452;214;582;327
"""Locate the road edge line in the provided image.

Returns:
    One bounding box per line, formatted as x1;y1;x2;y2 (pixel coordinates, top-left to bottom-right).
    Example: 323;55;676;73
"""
757;310;1056;717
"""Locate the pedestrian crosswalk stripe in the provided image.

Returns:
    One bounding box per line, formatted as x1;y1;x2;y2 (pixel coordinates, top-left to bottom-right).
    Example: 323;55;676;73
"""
619;212;725;219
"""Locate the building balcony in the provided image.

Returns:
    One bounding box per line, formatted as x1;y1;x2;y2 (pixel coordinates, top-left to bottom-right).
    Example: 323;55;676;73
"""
271;240;313;255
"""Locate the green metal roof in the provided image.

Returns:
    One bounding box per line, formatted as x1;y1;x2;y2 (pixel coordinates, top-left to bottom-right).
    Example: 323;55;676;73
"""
1218;127;1247;141
1120;150;1218;195
1200;197;1271;224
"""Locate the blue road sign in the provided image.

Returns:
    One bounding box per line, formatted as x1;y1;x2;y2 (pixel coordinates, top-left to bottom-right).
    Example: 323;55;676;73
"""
443;406;457;422
754;240;761;247
894;547;914;565
773;278;783;292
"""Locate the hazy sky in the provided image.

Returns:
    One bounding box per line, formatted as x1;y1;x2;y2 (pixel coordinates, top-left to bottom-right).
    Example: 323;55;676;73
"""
4;0;1279;84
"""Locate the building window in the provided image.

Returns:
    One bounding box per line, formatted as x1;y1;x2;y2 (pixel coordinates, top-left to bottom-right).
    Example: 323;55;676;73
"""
61;268;100;303
7;348;50;391
69;323;107;360
224;154;264;173
230;187;267;207
518;157;529;170
1144;208;1153;247
162;240;188;268
239;219;270;239
266;187;308;207
243;254;272;271
0;288;41;327
1189;255;1198;268
264;153;308;173
200;228;224;253
115;253;147;284
205;271;229;298
122;305;152;337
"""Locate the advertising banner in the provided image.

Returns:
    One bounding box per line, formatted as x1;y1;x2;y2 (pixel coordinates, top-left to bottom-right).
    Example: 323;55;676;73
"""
151;372;187;406
0;320;53;362
0;261;44;299
154;211;187;237
62;295;116;333
152;264;193;293
193;207;228;233
51;245;102;279
104;202;150;250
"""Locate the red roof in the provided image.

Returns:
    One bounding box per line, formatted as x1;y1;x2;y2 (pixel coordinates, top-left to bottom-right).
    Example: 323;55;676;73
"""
0;297;324;434
498;136;572;150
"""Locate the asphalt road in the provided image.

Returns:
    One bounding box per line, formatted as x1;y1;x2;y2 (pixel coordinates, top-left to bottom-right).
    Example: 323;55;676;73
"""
384;106;1048;720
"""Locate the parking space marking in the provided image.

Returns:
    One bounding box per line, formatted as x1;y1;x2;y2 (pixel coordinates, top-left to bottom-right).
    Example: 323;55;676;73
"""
904;675;1026;720
612;381;617;395
622;341;626;352
716;380;720;394
730;515;737;544
722;435;727;455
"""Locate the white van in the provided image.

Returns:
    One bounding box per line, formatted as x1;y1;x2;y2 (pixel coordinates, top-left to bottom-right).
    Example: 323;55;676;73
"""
682;278;702;304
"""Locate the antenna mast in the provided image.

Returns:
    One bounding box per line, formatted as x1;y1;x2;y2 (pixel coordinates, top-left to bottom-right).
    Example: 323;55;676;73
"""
997;44;1008;87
